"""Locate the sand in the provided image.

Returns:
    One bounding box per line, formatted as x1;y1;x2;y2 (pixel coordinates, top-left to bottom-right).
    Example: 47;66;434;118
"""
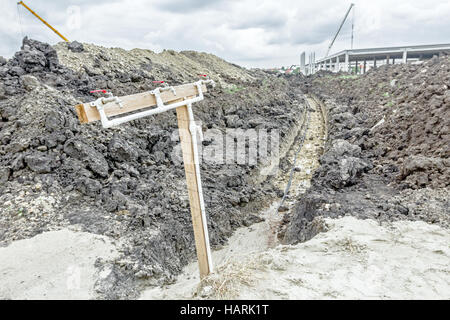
140;216;450;300
0;229;119;299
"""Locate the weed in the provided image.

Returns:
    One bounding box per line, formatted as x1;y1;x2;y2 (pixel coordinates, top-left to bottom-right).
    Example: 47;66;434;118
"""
339;75;358;80
17;208;25;218
337;237;367;254
225;84;245;94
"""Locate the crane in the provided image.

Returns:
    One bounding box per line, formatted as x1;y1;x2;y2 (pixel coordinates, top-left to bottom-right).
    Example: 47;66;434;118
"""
325;3;354;57
17;1;69;42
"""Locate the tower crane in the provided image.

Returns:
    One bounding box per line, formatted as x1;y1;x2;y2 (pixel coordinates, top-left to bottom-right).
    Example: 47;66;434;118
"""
325;3;354;57
17;1;69;42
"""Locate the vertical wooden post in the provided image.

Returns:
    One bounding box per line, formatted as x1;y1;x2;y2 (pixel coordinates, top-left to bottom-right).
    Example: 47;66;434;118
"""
176;104;212;279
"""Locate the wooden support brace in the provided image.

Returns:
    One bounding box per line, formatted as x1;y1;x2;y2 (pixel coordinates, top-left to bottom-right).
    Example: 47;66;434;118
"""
74;83;207;124
73;84;213;280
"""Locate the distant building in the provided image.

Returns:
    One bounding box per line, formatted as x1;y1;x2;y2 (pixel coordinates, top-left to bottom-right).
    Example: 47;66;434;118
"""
304;43;450;75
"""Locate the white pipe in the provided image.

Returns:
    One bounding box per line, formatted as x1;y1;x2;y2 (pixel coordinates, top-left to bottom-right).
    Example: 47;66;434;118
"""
187;102;214;273
95;80;210;129
98;95;204;128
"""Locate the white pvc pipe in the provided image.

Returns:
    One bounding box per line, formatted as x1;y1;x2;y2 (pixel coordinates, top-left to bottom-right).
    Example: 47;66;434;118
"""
96;81;208;129
98;95;204;128
187;102;214;273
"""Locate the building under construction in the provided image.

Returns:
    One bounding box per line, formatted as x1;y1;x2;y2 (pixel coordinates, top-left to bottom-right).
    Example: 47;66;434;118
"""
302;43;450;75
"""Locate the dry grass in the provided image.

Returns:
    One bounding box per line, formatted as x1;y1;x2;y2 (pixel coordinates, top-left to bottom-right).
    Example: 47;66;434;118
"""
337;237;367;254
310;216;330;234
195;256;258;299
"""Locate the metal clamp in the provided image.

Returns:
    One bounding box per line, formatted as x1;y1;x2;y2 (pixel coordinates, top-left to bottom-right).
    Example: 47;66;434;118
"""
89;91;124;109
152;81;176;95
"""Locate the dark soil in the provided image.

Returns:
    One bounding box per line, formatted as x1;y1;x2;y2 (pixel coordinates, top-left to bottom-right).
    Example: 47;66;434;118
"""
0;38;305;298
281;57;449;244
1;37;448;298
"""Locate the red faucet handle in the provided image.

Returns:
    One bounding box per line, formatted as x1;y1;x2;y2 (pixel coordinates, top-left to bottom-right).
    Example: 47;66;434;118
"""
90;89;108;94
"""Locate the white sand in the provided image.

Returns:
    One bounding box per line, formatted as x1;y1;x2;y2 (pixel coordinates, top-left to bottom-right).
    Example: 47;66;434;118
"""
140;216;450;300
0;229;118;300
1;216;448;300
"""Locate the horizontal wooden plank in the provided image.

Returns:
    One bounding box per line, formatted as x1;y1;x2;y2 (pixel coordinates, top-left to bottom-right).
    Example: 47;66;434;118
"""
74;83;207;124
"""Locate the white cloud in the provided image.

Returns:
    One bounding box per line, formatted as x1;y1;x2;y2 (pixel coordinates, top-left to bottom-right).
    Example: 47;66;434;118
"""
0;0;449;68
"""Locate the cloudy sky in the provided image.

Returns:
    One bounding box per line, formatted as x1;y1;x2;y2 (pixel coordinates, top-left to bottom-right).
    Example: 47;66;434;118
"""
1;0;449;68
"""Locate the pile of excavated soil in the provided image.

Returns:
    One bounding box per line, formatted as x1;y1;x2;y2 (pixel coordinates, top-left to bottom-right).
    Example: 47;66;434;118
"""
2;38;447;300
0;38;306;298
281;58;449;244
53;42;257;90
308;57;449;189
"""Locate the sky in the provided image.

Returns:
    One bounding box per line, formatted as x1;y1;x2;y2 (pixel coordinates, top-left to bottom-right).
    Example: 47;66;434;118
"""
1;0;449;68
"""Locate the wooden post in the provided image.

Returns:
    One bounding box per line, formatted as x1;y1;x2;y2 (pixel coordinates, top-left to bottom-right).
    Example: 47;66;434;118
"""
176;104;212;279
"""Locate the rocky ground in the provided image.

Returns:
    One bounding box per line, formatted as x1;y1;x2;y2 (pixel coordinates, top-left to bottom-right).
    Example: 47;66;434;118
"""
0;38;305;299
280;57;449;244
0;38;448;300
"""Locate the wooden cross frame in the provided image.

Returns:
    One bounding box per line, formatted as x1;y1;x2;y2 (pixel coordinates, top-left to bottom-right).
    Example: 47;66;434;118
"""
74;80;214;279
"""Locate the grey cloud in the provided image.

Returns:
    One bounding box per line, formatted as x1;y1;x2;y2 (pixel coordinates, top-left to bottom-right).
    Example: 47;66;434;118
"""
20;0;120;11
229;13;287;30
2;0;450;68
0;35;22;59
267;20;341;46
292;21;345;45
155;0;226;13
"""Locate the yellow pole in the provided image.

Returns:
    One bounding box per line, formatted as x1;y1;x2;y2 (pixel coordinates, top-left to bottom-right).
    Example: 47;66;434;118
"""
17;1;69;42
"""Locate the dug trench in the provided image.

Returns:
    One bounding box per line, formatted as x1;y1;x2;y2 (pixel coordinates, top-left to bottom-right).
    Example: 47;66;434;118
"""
139;86;449;299
141;58;449;299
140;94;329;299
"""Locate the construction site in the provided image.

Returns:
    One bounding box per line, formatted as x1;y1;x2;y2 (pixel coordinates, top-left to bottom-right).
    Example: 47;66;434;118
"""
0;1;449;302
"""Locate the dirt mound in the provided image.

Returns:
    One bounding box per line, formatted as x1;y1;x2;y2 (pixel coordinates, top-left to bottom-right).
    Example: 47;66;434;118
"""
309;57;450;189
0;38;305;298
54;42;257;90
281;59;449;244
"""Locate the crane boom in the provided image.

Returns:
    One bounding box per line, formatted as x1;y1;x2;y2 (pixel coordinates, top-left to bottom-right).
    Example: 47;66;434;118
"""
325;3;354;57
17;1;69;42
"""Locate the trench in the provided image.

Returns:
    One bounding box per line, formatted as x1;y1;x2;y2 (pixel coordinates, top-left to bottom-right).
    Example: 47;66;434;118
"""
139;96;327;299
